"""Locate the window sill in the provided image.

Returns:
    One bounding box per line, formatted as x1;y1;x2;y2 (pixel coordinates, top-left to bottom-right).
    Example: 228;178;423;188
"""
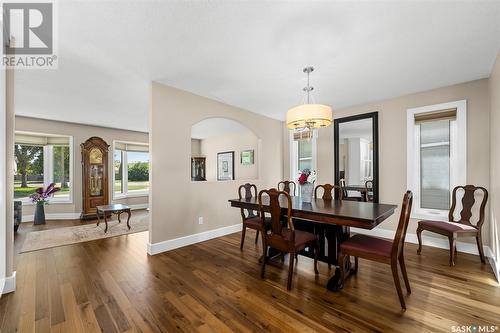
411;211;448;222
18;199;73;206
113;193;149;200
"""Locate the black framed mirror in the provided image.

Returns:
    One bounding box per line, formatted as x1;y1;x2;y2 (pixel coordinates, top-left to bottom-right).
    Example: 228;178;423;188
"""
334;112;379;203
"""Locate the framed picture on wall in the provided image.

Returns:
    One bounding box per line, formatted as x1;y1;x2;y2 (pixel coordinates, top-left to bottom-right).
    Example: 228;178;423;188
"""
217;151;234;181
240;149;254;165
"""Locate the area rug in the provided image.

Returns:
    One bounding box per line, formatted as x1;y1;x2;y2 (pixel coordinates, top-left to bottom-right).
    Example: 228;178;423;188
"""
20;217;149;253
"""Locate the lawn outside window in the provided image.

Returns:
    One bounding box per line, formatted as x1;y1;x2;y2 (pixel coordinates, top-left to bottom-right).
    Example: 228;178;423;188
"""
113;141;149;199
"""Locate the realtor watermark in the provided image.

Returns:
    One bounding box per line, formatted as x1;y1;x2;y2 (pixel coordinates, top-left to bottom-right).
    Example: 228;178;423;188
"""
451;325;499;333
1;1;58;69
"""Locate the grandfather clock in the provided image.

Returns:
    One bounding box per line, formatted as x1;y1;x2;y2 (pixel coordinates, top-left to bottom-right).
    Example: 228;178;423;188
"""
81;137;109;219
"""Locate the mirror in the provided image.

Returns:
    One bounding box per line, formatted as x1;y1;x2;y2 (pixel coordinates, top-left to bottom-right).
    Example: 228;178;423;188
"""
334;112;379;202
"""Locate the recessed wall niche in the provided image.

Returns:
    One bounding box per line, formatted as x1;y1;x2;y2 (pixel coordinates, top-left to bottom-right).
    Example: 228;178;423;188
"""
191;118;259;181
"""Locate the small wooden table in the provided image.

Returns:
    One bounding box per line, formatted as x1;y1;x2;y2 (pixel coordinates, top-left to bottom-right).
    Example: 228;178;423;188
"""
96;204;131;233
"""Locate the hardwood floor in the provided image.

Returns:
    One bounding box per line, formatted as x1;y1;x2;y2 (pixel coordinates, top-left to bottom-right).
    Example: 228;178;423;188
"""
1;221;499;332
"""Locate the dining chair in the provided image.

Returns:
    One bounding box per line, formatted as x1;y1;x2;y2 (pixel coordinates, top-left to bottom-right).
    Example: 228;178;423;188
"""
258;188;319;290
416;185;488;266
340;179;362;202
365;180;374;202
339;191;413;309
278;180;296;196
314;184;343;200
238;183;270;250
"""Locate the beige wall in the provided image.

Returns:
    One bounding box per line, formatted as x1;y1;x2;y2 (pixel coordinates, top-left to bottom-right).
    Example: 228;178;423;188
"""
284;79;491;244
150;82;282;245
191;139;201;156
200;130;259;181
15;116;149;219
489;53;500;264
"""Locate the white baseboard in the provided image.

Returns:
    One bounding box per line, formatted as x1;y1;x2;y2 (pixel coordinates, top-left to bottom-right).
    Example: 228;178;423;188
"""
352;227;498;282
1;271;16;295
128;204;149;210
147;223;242;255
351;227;493;257
488;256;500;284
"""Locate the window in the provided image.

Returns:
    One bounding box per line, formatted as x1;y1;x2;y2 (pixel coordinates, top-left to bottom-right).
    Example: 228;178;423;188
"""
290;131;317;182
14;132;73;203
113;141;149;197
407;100;466;220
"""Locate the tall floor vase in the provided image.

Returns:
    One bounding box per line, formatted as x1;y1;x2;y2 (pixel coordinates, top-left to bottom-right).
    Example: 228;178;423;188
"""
34;202;46;225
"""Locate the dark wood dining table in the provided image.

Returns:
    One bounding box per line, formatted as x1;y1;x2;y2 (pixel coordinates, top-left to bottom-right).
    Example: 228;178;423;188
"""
229;196;397;291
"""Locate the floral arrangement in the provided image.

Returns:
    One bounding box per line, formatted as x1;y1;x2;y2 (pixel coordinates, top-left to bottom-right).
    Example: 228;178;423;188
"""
297;169;317;185
29;183;60;204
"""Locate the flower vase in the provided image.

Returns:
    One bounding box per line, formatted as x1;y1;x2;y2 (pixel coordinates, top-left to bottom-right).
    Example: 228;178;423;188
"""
300;183;314;203
34;202;46;225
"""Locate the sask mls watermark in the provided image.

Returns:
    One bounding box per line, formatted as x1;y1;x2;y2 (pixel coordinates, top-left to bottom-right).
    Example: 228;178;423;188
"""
1;2;58;69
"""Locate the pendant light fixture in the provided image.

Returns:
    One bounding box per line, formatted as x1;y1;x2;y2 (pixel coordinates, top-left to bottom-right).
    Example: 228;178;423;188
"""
286;67;333;137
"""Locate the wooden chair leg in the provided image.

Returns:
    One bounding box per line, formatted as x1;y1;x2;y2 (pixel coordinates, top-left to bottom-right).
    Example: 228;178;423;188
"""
287;251;295;290
261;244;268;278
449;236;457;266
399;255;411;293
476;234;486;263
313;240;319;274
240;225;246;250
416;226;423;255
353;256;358;274
254;230;259;244
391;261;406;310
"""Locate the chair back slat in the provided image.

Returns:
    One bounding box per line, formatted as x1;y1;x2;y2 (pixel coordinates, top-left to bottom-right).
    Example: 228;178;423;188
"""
258;188;294;244
278;181;296;196
238;183;258;220
391;191;413;257
449;185;488;229
314;184;343;200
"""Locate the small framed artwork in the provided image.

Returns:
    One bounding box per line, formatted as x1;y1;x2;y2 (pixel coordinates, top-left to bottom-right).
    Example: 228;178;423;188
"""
217;151;234;181
240;149;254;165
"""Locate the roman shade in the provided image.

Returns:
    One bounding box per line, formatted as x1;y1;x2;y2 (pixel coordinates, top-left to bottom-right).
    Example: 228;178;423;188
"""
414;108;457;124
115;142;149;152
293;130;314;141
15;133;70;145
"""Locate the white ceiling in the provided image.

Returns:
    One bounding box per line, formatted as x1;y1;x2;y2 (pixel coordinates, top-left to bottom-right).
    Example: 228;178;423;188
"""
191;117;253;139
14;1;500;132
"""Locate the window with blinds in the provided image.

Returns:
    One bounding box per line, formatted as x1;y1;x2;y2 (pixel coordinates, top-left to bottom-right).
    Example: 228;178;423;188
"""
407;100;466;220
290;130;316;182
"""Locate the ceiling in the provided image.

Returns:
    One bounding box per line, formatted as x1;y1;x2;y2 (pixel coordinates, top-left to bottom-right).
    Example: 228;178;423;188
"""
14;1;500;132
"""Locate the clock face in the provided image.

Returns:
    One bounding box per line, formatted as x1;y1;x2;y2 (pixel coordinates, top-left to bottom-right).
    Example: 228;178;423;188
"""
89;148;103;164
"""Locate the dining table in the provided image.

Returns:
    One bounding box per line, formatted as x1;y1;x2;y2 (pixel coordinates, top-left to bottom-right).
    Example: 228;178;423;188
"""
229;196;397;291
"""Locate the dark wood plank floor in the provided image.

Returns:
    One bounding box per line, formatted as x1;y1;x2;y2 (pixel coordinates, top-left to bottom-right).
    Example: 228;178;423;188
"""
1;219;499;332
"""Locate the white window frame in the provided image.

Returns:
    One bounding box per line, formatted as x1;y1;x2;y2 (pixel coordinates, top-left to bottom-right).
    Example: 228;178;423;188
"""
14;131;74;205
406;100;466;220
113;140;149;199
289;131;317;182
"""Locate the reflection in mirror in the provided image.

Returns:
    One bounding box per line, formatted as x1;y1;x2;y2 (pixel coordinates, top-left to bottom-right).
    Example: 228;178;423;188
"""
191;118;258;182
335;112;378;202
339;118;373;186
